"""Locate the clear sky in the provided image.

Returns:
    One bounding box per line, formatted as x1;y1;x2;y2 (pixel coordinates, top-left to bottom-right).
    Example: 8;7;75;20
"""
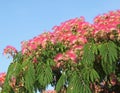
0;0;120;72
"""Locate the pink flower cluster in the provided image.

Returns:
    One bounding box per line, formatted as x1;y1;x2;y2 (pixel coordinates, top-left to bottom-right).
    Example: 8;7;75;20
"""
54;49;82;67
3;46;18;57
0;73;6;87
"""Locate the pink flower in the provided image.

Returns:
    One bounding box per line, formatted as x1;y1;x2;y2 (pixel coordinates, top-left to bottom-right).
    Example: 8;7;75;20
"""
54;53;63;62
54;53;64;68
78;37;87;45
67;35;78;45
0;72;6;87
66;50;77;62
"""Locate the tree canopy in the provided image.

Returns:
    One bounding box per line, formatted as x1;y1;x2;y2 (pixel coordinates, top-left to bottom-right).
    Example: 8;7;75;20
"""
0;10;120;93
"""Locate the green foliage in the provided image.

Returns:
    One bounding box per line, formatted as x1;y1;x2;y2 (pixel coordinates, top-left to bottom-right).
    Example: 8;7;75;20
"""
2;52;23;93
82;43;95;66
24;62;35;93
2;63;16;92
37;63;53;88
67;71;92;93
67;72;81;93
81;68;100;83
98;41;118;74
56;72;66;92
54;42;68;53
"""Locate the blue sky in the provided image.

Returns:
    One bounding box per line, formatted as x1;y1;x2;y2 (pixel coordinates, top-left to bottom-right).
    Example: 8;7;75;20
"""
0;0;120;72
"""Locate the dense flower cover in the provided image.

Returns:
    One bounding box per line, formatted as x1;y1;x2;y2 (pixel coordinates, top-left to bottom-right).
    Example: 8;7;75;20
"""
21;10;120;56
21;10;120;68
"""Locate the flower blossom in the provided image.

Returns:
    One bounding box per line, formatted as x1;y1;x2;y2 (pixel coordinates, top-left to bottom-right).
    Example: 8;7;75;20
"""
0;72;6;87
54;53;64;68
65;49;77;63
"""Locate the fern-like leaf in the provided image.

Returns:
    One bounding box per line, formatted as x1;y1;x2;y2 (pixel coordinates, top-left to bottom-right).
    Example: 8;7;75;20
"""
24;62;35;93
37;63;53;88
56;72;66;92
